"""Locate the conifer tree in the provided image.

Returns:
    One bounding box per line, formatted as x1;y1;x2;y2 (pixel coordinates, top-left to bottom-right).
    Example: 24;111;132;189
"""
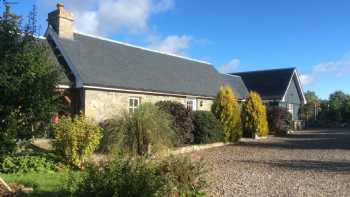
0;5;60;153
212;85;242;142
241;91;269;137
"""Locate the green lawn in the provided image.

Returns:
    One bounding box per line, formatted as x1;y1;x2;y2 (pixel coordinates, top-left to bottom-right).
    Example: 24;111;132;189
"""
0;171;80;197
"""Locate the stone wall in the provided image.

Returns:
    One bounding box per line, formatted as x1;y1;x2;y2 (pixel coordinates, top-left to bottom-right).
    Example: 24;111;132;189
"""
84;89;213;122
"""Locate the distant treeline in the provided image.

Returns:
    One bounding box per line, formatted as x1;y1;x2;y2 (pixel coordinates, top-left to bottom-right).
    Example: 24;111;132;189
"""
301;91;350;128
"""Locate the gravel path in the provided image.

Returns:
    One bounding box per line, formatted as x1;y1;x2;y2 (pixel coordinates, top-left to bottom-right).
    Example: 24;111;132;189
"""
189;129;350;197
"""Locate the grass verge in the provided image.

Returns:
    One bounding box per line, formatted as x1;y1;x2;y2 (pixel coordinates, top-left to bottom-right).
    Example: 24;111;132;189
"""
0;171;80;197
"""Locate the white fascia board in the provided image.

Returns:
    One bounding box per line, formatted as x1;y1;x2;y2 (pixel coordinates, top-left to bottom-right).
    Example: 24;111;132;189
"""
83;85;215;100
294;70;307;104
47;26;83;88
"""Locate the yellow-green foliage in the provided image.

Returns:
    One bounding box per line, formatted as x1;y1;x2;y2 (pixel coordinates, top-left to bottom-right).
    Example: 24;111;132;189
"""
242;91;269;137
211;85;242;142
53;115;102;168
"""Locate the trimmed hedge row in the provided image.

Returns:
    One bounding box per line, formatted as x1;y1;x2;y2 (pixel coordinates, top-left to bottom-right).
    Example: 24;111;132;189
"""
156;101;224;145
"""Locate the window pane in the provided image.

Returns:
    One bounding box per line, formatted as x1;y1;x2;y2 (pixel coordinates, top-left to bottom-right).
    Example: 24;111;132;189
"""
129;99;133;107
135;99;139;106
187;101;193;111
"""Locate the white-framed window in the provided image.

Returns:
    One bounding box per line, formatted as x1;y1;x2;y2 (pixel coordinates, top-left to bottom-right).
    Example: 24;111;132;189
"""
288;103;294;119
128;97;140;113
186;98;197;111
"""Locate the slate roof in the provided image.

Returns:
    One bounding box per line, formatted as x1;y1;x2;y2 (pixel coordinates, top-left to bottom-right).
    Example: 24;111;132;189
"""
51;32;248;99
231;68;296;100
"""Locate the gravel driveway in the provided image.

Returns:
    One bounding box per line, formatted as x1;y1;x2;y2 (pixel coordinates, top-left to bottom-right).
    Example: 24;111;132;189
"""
189;129;350;197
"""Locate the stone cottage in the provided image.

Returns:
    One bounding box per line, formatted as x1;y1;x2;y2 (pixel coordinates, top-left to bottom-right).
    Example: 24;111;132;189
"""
45;3;248;122
45;3;306;124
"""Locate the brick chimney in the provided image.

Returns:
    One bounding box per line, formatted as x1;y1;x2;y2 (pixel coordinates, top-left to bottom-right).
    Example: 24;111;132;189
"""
48;3;74;39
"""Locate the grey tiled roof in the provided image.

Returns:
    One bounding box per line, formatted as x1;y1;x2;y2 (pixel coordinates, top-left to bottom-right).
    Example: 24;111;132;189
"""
232;68;295;100
53;33;248;99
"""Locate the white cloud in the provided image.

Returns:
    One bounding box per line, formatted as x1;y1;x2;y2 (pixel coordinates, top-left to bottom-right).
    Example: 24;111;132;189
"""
97;0;150;34
152;0;175;13
300;74;314;85
218;58;241;73
75;11;99;35
41;0;175;35
301;54;350;86
313;59;350;74
40;0;204;57
149;35;192;55
313;62;339;72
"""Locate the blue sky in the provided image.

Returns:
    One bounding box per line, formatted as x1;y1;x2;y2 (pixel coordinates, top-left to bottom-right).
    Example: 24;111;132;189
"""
2;0;350;99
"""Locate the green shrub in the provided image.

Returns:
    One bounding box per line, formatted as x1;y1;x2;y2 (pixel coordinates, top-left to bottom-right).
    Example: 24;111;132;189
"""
0;154;58;173
212;85;242;142
53;115;102;168
267;107;292;135
72;156;163;197
242;91;269;137
100;103;175;156
158;156;208;197
156;101;194;145
0;112;18;155
97;119;125;154
68;155;208;197
192;111;224;144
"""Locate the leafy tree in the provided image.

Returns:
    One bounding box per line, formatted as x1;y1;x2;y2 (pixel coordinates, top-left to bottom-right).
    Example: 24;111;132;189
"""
305;91;319;103
343;98;350;124
329;91;349;123
0;5;60;153
241;91;269;137
211;85;242;142
300;91;320;124
301;90;350;127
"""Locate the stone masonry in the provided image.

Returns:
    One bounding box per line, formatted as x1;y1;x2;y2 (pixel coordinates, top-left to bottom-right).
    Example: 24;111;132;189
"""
84;89;213;122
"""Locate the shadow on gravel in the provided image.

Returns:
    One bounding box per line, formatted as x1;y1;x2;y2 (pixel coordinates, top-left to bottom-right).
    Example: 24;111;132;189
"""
237;129;350;150
239;159;350;173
